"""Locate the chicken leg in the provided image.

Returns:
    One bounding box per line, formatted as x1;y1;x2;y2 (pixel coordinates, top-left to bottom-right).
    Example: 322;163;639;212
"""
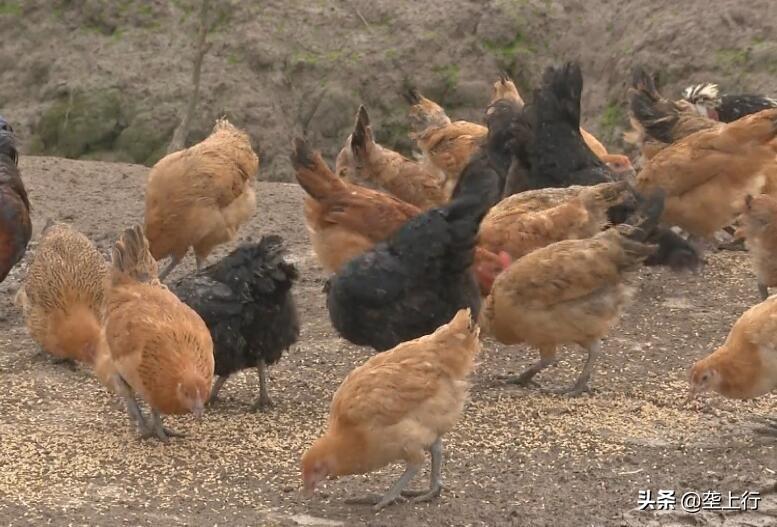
251;360;274;411
113;374;151;436
345;464;421;511
400;437;444;502
143;409;185;442
758;282;770;301
505;347;557;386
158;255;182;281
208;375;228;404
549;340;601;397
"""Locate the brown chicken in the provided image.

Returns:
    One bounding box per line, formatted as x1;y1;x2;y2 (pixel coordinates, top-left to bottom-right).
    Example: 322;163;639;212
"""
490;73;525;107
480;224;655;395
302;309;480;510
102;225;214;441
689;296;777;435
15;223;107;364
736;194;777;299
144;118;259;280
335;106;445;209
636;109;777;239
480;181;632;260
291;138;507;293
291;138;419;273
404;88;487;196
0;118;31;284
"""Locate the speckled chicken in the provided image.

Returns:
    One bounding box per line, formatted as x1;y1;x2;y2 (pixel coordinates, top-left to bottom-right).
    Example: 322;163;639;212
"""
102;226;214;441
689;296;777;436
736;194;777;300
15;223;107;364
302;309;480;510
144;118;259;280
335;106;445;209
171;235;299;411
683;83;777;123
0;117;31;284
480;219;657;396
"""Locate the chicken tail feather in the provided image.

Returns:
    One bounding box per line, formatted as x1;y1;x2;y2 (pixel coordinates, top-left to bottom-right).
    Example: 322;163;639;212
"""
112;225;159;284
290;138;346;199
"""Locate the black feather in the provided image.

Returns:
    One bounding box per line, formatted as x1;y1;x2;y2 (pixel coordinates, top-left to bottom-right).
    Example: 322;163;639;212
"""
172;236;300;377
717;94;777;123
326;195;485;351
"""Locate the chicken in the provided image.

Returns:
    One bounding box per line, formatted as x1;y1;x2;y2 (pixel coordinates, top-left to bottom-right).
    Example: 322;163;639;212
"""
735;194;777;300
171;235;299;411
291;137;419;273
683;83;777;123
403;88;487;196
626;67;721;162
326;191;491;352
636;108;777;239
334;106;445;209
291;138;508;294
102;225;214;441
689;296;777;436
480;216;657;396
144;118;259;280
480;181;634;260
302;309;480;510
0;117;31;284
490;72;524;107
15;223;106;364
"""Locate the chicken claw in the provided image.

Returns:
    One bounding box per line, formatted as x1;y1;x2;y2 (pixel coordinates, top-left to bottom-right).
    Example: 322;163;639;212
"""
754;416;777;437
143;410;186;442
207;375;228;405
400;438;444;503
346;465;420;511
251;361;275;412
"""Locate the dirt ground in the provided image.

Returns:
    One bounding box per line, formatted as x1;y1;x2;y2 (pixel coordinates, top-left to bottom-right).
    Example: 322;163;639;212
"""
1;156;776;527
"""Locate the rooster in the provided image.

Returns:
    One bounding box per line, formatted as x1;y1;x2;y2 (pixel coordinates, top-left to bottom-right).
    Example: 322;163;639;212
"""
682;83;777;123
0;117;31;284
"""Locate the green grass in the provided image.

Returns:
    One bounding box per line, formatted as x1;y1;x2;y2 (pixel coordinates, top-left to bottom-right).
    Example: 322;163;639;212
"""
0;1;21;16
715;48;749;70
482;31;535;71
599;102;625;141
432;64;461;93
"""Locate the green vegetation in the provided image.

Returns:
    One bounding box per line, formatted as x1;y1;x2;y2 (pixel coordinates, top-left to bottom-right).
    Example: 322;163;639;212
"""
0;1;21;16
483;31;535;73
433;64;461;94
715;48;749;70
599;102;625;142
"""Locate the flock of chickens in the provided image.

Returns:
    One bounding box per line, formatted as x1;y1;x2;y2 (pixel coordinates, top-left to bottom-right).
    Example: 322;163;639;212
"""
1;60;777;512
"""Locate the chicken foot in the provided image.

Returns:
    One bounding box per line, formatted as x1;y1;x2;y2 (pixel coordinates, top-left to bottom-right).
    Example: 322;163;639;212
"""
504;351;557;387
142;409;185;442
345;464;421;511
207;375;228;404
113;374;152;436
400;437;444;502
158;255;182;281
547;340;601;397
251;360;274;411
754;416;777;437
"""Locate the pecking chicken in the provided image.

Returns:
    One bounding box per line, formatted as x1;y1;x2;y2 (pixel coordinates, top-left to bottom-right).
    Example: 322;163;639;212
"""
171;235;299;411
689;296;777;436
636;108;777;239
302;309;480;510
404;88;487;196
479;181;634;260
101;226;214;441
325;190;493;351
0;117;31;285
15;223;107;364
626;67;721;162
735;194;777;300
480;211;658;396
144;118;259;280
291;138;507;294
683;83;777;123
335;106;445;209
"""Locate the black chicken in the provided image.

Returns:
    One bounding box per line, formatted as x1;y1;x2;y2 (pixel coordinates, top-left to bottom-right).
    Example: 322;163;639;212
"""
682;82;777;123
172;235;300;410
326;191;488;351
0;117;31;284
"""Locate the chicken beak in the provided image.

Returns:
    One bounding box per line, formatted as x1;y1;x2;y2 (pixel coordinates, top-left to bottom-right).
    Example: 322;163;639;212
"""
684;387;698;406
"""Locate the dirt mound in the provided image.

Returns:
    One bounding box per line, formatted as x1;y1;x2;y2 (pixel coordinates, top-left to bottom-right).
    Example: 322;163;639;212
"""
1;1;775;180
